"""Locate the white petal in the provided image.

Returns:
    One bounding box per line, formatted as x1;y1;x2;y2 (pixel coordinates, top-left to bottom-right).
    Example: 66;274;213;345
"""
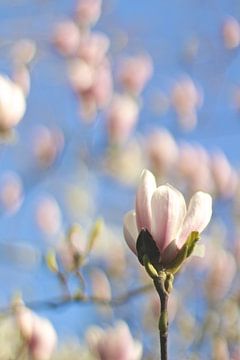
178;191;212;247
123;210;138;255
135;169;156;232
151;185;186;253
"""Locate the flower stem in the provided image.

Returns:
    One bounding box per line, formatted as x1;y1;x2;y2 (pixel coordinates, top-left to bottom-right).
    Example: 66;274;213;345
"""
154;273;169;360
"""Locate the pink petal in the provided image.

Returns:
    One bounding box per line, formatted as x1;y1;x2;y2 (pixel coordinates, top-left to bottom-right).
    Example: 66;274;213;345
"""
151;185;186;253
178;191;212;247
123;210;138;255
135;169;156;232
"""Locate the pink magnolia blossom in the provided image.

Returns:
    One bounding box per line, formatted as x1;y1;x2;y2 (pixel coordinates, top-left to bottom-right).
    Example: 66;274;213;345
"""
0;75;26;131
118;54;153;95
16;306;57;360
106;94;139;144
86;321;142;360
78;32;110;66
222;16;240;49
53;20;81;56
75;0;102;27
123;169;212;263
146;129;178;175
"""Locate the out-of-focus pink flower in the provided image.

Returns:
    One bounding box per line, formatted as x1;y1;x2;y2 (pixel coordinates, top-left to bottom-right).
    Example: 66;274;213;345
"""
205;248;236;300
0;171;23;214
90;268;112;301
0;75;26;131
177;143;213;193
118;54;153;95
16;306;57;360
78;32;110;66
11;39;36;65
53;20;81;56
146;129;178;176
222;16;240;49
171;77;202;131
86;321;142;360
75;0;102;28
68;59;95;93
123;169;212;263
35;196;62;236
106;94;139;144
32;125;64;168
211;151;238;198
12;66;31;96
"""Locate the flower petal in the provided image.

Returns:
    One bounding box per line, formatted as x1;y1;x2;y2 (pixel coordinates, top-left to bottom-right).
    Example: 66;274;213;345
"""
151;185;186;253
178;191;212;247
135;169;156;232
123;210;138;254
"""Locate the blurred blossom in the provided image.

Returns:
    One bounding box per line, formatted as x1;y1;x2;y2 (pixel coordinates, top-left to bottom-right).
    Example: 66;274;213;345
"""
171;76;203;131
32;125;64;168
90;268;112;301
146;129;178;177
11;38;36;65
222;16;240;49
0;75;26;132
124;169;212;264
16;306;57;360
69;59;95;93
212;337;230;360
211;151;238;198
12;65;31;96
106;94;139;144
53;20;81;56
205;248;236;300
118;54;153;95
177;143;213;192
86;321;142;360
75;0;102;28
0;171;23;214
35;195;62;236
78;32;110;66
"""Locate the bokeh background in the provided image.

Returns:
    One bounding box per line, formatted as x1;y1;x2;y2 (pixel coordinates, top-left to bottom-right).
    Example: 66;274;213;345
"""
0;0;240;359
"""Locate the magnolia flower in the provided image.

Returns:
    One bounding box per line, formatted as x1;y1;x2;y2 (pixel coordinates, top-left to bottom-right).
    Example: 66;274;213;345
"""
123;169;212;264
0;75;26;131
86;321;142;360
16;306;57;360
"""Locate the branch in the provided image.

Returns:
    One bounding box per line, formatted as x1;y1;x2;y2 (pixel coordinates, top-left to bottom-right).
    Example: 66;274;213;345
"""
0;283;153;317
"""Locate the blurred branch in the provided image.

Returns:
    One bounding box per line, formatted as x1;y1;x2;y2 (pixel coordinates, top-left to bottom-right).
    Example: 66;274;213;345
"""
0;283;153;317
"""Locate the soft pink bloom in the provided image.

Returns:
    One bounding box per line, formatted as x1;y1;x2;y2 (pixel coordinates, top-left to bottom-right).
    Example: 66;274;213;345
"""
12;66;31;96
205;248;236;300
16;306;57;360
222;16;240;49
0;75;26;131
212;337;230;360
118;54;153;95
75;0;102;27
68;59;95;93
53;20;81;56
32;125;64;168
78;32;110;66
211;151;238;198
171;77;202;131
0;171;23;214
146;129;178;175
35;196;62;236
11;39;36;65
123;169;212;263
86;321;142;360
177;143;213;192
90;268;112;301
106;94;139;144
